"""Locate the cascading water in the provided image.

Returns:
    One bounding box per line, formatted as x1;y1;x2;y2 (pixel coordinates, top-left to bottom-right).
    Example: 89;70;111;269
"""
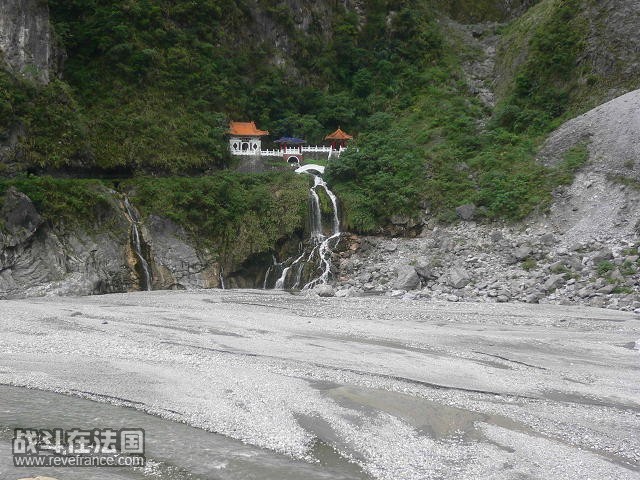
123;197;153;291
219;266;226;290
267;169;341;290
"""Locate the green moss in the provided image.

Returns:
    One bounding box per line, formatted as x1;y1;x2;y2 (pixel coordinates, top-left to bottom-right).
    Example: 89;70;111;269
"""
552;144;589;184
433;0;529;22
123;172;309;264
612;286;634;294
0;71;90;169
0;176;113;229
596;261;615;276
620;261;637;276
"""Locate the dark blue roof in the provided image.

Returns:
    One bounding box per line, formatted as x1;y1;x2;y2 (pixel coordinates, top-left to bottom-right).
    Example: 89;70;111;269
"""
274;137;306;144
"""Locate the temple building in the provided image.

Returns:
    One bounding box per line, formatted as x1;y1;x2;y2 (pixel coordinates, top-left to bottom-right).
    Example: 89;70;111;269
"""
227;121;352;161
325;128;353;150
228;121;269;155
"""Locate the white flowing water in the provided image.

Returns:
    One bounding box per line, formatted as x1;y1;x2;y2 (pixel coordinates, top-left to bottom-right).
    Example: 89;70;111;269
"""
303;175;341;289
219;265;226;290
270;169;341;290
0;385;364;480
274;252;306;289
124;197;152;291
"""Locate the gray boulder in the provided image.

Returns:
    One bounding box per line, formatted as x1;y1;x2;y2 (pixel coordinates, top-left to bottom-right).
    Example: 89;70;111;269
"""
393;265;421;291
1;187;43;246
597;284;616;294
314;284;336;297
591;248;613;265
447;267;471;289
577;286;593;298
490;231;504;243
513;246;533;261
610;269;625;282
544;274;566;292
455;204;476;221
383;242;398;252
539;233;555;245
414;260;437;280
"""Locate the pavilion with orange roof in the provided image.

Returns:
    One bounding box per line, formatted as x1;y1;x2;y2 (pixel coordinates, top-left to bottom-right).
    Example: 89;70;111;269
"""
325;127;353;150
228;120;353;161
228;121;269;155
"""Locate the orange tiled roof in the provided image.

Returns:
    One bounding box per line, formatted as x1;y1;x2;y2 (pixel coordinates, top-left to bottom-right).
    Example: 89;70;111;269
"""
325;128;353;141
228;121;269;136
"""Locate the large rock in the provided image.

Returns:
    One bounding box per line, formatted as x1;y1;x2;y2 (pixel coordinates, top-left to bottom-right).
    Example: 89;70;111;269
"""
0;0;56;83
539;233;555;245
591;249;614;265
0;188;132;297
147;214;219;290
314;284;336;297
393;265;421;291
455;204;476;221
513;246;533;261
543;274;566;292
0;187;42;246
447;267;471;289
414;260;437;280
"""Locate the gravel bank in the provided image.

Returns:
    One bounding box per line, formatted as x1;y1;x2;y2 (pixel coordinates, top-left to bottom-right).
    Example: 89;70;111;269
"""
0;290;639;479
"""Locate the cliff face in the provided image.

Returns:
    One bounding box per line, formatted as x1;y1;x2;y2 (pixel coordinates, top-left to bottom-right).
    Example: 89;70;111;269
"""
582;0;640;100
435;0;539;22
0;187;224;298
1;0;640;300
494;0;640;108
0;0;56;83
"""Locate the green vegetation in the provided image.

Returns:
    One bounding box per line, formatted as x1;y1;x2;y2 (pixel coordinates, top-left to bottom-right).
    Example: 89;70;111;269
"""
0;71;89;171
555;145;589;184
0;0;617;236
124;172;309;264
0;172;309;265
0;176;112;228
620;261;637;276
596;261;615;276
613;286;634;294
326;0;593;231
521;258;537;271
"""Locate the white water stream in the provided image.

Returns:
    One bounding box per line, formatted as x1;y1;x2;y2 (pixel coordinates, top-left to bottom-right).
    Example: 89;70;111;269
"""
271;168;341;290
124;197;152;291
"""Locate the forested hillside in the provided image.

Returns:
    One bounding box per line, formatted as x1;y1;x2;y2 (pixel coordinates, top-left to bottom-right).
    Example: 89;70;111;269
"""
1;0;639;232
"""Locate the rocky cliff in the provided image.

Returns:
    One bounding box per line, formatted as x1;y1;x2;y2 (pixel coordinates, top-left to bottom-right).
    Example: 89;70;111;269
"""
1;0;639;306
0;0;56;83
0;175;309;298
336;89;640;311
0;186;223;298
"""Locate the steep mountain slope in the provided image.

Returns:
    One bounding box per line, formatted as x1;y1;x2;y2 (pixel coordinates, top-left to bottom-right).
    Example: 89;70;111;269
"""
1;0;639;298
335;88;640;311
538;88;640;244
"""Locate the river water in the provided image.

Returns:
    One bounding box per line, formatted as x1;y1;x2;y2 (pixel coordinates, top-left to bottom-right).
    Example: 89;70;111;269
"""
0;385;366;480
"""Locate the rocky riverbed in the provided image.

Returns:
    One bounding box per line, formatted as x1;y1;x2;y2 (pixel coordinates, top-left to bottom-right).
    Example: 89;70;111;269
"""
0;290;639;479
334;224;640;311
334;89;640;311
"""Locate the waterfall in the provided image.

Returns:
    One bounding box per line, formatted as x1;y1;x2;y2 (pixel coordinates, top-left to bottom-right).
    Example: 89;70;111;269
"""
219;266;226;290
302;174;341;289
274;252;306;289
270;167;341;290
123;197;153;292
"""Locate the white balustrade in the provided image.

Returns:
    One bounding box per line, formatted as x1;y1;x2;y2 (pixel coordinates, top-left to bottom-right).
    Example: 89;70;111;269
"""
231;145;348;158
